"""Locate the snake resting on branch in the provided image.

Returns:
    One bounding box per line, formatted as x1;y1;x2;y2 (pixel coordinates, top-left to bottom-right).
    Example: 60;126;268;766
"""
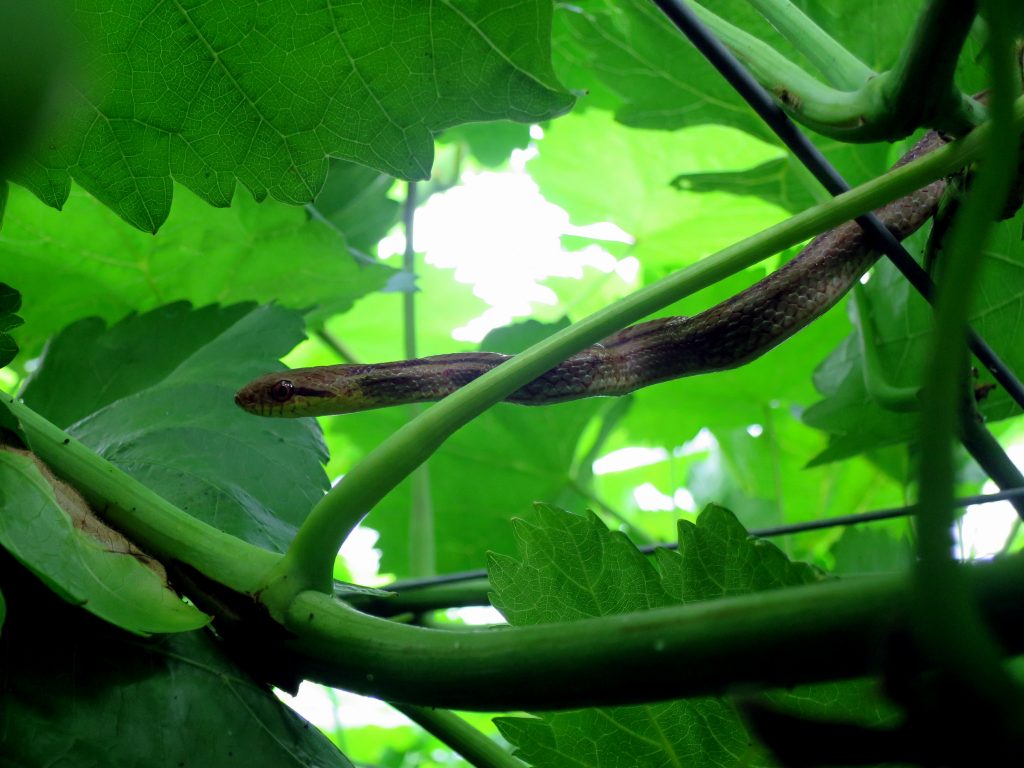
236;131;949;418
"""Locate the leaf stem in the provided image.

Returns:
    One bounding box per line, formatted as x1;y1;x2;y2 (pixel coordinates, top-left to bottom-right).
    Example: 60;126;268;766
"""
268;100;1024;597
744;0;874;89
2;396;279;593
683;1;871;135
390;705;524;768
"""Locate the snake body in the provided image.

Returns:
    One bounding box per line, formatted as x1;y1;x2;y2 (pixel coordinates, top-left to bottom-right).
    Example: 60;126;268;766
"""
236;132;949;418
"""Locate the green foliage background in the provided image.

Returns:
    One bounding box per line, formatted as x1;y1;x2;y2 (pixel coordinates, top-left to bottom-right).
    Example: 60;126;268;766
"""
1;0;1022;766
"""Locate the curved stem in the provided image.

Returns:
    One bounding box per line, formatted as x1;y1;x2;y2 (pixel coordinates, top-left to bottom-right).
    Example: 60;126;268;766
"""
684;1;870;132
283;555;1024;710
266;99;1024;597
874;0;983;137
744;0;874;89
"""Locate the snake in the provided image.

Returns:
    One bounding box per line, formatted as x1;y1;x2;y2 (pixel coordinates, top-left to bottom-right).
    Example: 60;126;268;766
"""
236;131;949;418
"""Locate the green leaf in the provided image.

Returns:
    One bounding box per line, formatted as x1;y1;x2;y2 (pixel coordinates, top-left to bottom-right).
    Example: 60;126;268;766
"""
21;303;329;552
333;400;601;577
17;0;574;232
671;157;818;214
311;161;401;256
0;552;352;767
491;504;893;768
0;282;23;369
0;184;393;365
0;448;208;635
479;317;571;354
440;120;532;168
829;527;913;575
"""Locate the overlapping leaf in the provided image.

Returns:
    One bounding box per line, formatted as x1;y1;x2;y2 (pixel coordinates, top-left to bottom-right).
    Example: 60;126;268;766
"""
0;448;208;634
491;504;893;768
0;553;352;767
0;184;393;365
0;283;23;368
17;0;573;232
20;302;328;552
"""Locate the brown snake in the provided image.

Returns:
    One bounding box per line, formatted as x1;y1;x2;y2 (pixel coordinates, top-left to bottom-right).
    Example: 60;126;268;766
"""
236;131;949;418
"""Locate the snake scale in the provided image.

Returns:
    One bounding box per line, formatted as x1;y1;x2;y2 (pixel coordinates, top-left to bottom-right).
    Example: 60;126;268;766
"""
236;131;949;418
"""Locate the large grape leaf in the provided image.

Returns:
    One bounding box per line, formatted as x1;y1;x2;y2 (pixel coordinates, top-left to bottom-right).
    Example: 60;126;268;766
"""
0;448;208;635
0;551;352;767
1;183;393;365
490;504;895;767
17;0;574;232
19;302;328;552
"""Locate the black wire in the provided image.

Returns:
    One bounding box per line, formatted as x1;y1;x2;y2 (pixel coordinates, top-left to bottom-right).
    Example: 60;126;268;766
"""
379;487;1024;593
649;0;1024;411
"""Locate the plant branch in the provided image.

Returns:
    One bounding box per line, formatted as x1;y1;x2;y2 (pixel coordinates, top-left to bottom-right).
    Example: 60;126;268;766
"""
745;0;874;89
2;396;279;593
871;0;984;137
391;705;524;768
267;99;1024;597
675;0;984;140
282;554;1024;710
913;0;1024;720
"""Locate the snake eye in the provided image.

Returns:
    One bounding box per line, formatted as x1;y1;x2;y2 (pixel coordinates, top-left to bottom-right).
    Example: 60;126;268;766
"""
269;380;295;403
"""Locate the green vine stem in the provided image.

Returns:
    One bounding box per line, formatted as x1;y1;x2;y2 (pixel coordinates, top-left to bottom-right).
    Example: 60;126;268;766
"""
684;1;870;133
391;705;525;768
2;395;279;593
686;0;984;140
743;0;875;89
913;0;1024;724
267;97;1024;598
283;554;1024;710
871;0;983;138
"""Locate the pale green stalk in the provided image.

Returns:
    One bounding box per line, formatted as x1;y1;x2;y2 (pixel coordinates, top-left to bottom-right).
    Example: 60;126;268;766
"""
266;97;1024;598
744;0;874;89
685;1;867;125
391;705;524;768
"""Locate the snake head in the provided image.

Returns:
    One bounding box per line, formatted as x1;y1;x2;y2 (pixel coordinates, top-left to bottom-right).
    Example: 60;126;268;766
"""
234;368;367;417
234;371;334;417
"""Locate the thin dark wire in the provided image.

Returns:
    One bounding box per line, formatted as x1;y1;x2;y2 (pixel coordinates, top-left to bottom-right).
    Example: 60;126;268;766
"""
649;0;1024;412
379;487;1024;592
